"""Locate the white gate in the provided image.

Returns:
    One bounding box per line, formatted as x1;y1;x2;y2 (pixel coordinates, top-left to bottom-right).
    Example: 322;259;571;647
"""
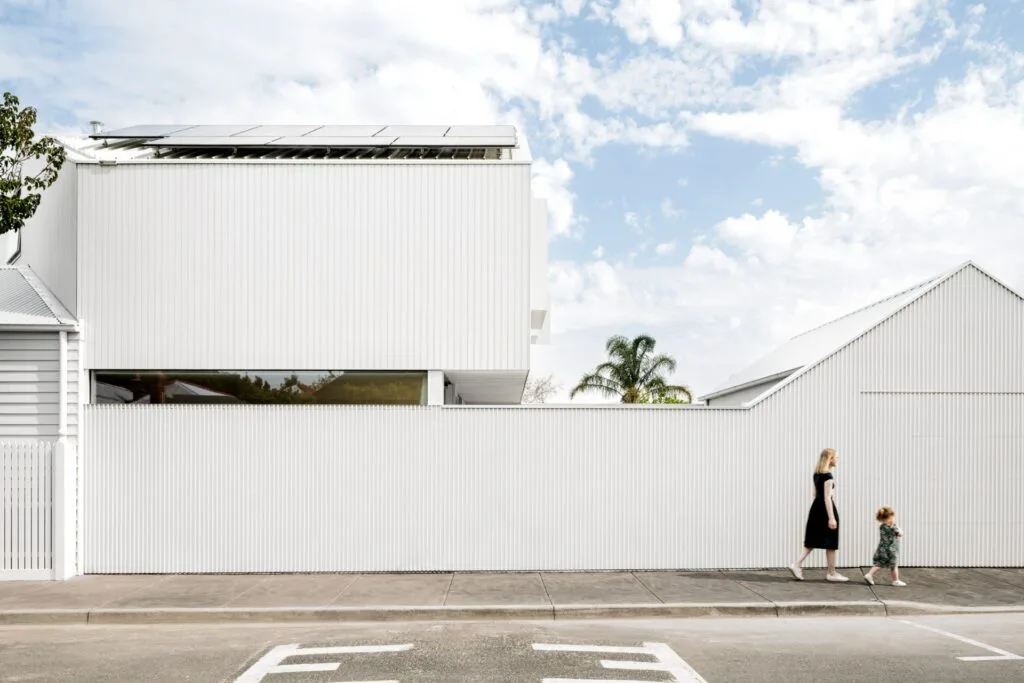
1;441;53;580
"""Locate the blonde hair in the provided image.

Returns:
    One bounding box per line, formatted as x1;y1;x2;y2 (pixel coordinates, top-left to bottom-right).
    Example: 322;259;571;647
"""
876;506;896;522
815;448;836;474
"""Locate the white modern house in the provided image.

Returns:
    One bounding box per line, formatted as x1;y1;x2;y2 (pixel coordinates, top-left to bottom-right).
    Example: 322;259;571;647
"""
1;123;1022;580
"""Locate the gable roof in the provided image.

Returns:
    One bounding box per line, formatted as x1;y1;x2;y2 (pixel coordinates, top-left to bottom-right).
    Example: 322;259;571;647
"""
0;265;77;330
700;261;1009;404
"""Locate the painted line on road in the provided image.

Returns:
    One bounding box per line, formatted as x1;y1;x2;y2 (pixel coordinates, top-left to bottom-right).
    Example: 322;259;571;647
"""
533;644;650;655
533;642;708;682
235;643;415;682
899;620;1024;662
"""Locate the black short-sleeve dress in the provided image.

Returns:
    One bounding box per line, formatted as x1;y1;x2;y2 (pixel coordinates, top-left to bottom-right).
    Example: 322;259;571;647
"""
803;472;839;550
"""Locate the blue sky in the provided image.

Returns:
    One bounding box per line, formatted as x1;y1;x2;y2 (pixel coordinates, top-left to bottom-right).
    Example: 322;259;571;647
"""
2;0;1023;400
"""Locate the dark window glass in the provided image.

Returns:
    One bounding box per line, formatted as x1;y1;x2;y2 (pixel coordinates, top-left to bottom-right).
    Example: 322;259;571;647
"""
93;371;427;405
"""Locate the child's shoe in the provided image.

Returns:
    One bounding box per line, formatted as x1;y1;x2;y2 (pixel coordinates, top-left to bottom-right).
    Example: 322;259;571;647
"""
863;573;875;585
892;580;907;587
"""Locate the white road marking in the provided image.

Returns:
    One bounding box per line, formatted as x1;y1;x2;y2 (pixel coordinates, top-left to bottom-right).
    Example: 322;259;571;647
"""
235;642;414;683
533;644;650;655
533;641;708;682
900;620;1024;662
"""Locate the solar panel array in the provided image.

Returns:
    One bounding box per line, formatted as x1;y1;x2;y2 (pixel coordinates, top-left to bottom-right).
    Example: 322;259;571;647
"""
90;125;518;151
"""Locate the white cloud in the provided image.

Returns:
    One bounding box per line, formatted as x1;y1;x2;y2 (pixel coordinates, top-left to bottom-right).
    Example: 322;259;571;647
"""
715;210;798;263
612;0;686;48
624;211;642;232
560;0;585;18
531;158;577;238
654;241;677;256
593;245;605;258
660;197;682;218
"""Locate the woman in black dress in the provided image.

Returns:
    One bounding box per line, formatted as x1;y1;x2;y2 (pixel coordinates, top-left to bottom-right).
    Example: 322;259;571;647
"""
788;448;849;582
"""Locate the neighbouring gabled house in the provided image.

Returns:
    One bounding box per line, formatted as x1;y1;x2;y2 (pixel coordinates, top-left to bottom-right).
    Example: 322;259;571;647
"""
700;268;960;407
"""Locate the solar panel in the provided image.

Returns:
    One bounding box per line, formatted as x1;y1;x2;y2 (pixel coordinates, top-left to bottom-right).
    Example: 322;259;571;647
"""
377;125;450;137
446;125;516;138
168;125;261;137
391;136;516;148
304;125;386;137
142;136;279;147
90;125;198;139
266;136;397;147
235;125;323;137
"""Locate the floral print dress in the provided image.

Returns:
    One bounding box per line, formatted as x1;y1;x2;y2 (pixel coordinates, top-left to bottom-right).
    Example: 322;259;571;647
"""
872;523;902;569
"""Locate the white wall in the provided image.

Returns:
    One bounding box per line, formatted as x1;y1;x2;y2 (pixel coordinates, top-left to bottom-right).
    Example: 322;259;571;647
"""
77;161;532;372
82;396;1023;573
0;332;79;439
14;163;78;316
80;265;1024;573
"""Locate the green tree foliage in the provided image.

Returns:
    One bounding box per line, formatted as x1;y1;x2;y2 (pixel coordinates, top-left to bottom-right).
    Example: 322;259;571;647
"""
1;91;67;236
570;334;693;404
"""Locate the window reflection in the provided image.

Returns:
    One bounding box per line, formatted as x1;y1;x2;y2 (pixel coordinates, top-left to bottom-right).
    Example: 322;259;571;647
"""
93;371;427;406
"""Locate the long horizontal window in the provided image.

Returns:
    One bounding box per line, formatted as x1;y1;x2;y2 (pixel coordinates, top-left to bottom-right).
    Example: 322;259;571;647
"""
94;371;428;406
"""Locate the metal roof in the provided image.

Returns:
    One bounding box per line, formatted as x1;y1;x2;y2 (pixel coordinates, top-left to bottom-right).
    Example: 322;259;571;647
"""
0;265;77;330
700;266;958;402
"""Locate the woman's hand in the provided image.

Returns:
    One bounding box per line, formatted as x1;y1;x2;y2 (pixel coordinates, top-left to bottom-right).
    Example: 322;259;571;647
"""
828;519;837;530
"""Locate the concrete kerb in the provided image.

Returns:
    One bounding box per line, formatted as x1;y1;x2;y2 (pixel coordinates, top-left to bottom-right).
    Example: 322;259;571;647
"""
2;601;1023;626
0;609;89;626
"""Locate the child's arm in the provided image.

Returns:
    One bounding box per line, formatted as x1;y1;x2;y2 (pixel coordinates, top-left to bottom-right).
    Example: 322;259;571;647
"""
895;525;903;537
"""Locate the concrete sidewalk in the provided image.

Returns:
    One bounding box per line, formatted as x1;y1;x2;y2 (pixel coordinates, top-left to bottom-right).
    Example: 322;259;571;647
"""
1;568;1022;626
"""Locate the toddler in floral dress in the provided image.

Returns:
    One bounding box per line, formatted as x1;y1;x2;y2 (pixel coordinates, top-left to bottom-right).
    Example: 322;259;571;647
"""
863;506;907;587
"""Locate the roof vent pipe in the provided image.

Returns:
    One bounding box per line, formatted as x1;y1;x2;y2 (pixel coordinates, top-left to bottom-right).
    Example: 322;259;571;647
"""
89;120;103;135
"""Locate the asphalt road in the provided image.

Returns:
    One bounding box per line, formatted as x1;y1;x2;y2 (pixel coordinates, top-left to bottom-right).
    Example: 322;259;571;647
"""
1;614;1023;682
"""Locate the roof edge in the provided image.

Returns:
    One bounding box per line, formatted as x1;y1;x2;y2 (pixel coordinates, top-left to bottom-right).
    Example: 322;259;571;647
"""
698;367;800;402
0;264;78;328
743;260;987;408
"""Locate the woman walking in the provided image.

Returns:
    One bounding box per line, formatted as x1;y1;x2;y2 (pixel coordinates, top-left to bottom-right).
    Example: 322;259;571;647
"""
789;448;849;582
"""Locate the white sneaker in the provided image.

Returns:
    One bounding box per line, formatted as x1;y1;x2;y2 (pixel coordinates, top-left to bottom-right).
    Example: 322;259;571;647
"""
826;572;850;582
789;564;804;581
863;573;875;585
892;580;907;587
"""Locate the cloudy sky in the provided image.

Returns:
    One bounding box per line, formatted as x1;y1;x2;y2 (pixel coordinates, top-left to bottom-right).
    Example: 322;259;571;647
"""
2;0;1022;401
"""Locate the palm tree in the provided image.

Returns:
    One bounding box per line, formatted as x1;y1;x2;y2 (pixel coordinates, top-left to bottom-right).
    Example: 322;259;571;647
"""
570;334;692;404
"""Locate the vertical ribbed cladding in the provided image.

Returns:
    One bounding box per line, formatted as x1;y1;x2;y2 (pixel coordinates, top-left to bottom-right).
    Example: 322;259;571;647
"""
758;264;1024;568
79;264;1024;573
0;441;53;574
83;405;809;573
76;161;531;372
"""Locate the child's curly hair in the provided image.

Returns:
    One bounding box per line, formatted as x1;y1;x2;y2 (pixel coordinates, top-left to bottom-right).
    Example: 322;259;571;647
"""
875;506;896;522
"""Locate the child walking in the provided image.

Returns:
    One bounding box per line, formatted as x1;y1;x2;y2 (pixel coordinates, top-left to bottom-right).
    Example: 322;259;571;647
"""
864;506;906;586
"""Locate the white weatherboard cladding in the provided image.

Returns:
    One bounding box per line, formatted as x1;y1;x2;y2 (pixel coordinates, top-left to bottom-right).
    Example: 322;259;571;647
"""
77;162;531;371
0;333;79;439
13;163;78;316
81;266;1024;572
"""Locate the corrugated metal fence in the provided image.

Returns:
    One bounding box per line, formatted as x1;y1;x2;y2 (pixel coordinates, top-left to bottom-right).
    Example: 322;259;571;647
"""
82;403;1024;573
1;441;52;579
